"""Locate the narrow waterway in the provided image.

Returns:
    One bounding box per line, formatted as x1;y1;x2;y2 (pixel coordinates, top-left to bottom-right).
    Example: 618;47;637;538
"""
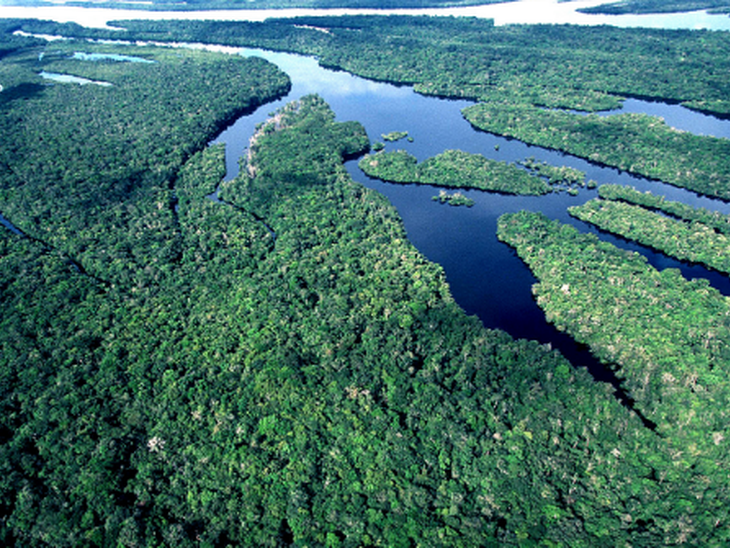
0;212;24;236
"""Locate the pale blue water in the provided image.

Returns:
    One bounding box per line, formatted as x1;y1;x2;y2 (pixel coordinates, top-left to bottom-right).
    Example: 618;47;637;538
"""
39;70;113;86
73;51;155;63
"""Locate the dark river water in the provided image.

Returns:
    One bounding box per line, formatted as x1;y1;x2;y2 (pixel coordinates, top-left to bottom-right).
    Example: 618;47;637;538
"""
208;48;730;380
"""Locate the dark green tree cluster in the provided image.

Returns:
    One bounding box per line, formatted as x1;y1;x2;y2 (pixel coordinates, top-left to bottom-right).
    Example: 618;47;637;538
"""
359;149;551;195
570;194;730;274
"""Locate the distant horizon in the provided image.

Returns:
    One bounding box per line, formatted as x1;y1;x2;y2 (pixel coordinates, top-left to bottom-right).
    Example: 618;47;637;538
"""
2;0;730;31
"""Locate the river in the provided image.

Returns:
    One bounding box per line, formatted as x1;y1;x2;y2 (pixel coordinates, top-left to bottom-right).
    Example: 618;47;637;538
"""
5;6;730;384
2;0;730;30
202;46;730;381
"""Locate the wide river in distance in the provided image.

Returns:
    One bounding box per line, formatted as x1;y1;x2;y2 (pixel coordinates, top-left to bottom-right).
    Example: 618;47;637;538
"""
2;0;730;30
7;4;730;385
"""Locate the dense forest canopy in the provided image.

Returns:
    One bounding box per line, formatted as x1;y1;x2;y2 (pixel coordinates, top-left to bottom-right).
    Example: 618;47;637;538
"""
3;11;730;547
24;12;730;116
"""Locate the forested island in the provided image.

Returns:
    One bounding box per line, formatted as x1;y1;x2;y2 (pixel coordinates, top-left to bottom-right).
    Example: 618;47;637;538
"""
3;8;730;547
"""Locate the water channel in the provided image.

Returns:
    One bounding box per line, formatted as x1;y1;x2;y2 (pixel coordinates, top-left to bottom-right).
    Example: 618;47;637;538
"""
5;7;730;386
205;46;730;383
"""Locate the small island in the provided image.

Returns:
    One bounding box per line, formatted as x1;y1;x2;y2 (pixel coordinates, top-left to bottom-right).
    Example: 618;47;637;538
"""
359;149;552;195
432;189;474;207
381;130;411;142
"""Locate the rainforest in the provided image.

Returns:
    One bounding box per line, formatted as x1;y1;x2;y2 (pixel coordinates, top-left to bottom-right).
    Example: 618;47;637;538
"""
2;3;730;547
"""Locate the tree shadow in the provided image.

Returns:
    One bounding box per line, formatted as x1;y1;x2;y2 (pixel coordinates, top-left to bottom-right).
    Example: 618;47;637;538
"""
0;82;45;105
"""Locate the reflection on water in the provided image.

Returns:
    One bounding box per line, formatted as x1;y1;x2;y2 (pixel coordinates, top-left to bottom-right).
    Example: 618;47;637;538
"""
39;70;112;86
577;98;730;138
215;46;730;323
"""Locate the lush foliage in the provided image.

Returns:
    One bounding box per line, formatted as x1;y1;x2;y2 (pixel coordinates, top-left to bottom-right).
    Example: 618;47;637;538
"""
381;130;410;142
1;78;682;545
519;157;593;194
464;103;730;200
0;38;290;287
359;149;552;195
570;194;730;274
4;19;730;547
0;30;710;540
432;189;474;207
79;15;730;116
498;211;730;484
599;183;730;234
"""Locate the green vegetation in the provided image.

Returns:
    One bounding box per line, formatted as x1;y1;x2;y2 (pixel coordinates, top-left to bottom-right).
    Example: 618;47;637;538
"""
5;17;730;546
381;130;410;142
580;0;730;15
2;27;723;544
0;38;290;287
519;156;591;194
599;183;730;234
0;62;670;542
82;15;730;116
498;211;730;470
359;149;552;194
570;192;730;274
432;189;474;206
31;14;730;197
464;104;730;200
